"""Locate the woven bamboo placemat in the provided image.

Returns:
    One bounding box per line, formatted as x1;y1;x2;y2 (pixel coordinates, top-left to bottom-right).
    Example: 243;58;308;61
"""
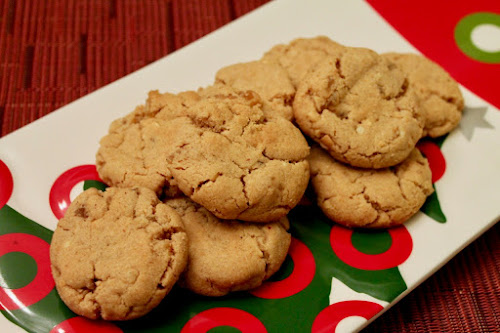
0;1;498;332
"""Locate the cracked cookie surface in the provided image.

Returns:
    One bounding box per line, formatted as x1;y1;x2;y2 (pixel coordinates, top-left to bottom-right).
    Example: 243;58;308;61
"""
165;197;291;296
294;47;424;168
50;187;188;320
158;84;310;222
383;53;464;138
96;90;200;197
216;60;295;121
308;146;433;228
261;36;346;88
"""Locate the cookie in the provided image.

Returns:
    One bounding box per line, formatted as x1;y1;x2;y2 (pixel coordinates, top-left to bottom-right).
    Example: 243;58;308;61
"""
160;84;310;222
261;36;346;87
294;47;424;169
165;197;291;296
146;89;201;121
50;187;188;320
96;90;199;197
383;53;464;138
308;146;433;228
215;61;295;120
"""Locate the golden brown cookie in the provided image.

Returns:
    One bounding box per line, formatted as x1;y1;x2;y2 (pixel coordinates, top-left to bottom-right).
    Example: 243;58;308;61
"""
383;53;464;138
165;197;291;296
261;36;346;87
294;47;424;169
158;84;310;222
50;187;188;320
215;60;295;120
96;90;199;197
308;146;433;228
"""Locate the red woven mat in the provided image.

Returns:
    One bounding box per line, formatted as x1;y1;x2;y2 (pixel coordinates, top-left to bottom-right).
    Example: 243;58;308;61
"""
0;1;499;332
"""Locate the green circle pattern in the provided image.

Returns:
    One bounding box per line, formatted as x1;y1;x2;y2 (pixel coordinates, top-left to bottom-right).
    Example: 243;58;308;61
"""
454;12;500;64
0;252;38;289
267;254;294;282
207;327;242;333
351;230;392;255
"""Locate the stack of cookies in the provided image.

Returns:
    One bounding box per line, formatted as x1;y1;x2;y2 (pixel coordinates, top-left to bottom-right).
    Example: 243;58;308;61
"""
49;36;464;321
50;83;309;320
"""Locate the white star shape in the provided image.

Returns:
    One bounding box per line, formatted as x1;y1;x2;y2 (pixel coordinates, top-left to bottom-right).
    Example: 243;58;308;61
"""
460;106;494;141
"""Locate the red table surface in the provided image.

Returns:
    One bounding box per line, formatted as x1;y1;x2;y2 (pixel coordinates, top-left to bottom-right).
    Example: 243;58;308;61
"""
0;1;498;332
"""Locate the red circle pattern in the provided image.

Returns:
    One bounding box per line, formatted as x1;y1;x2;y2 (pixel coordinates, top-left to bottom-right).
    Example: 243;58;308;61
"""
312;300;384;332
49;165;102;219
0;160;14;210
250;237;315;299
417;140;446;183
330;225;413;270
181;308;267;333
0;233;54;310
50;317;123;333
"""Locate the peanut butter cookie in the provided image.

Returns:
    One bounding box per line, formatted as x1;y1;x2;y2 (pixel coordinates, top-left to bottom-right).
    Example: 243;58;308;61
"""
160;84;310;222
261;36;346;87
383;53;464;138
96;90;199;197
50;187;188;320
216;60;295;120
165;197;291;296
294;47;424;168
308;146;433;228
